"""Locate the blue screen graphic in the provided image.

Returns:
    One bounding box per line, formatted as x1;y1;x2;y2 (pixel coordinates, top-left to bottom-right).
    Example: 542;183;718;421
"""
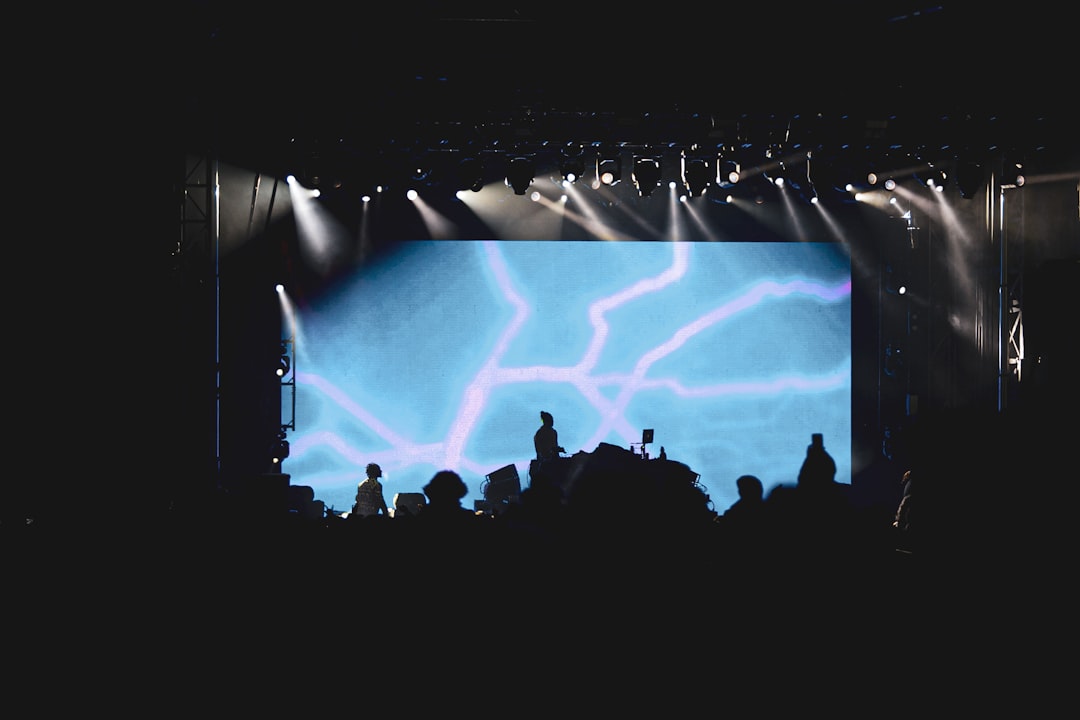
284;240;851;516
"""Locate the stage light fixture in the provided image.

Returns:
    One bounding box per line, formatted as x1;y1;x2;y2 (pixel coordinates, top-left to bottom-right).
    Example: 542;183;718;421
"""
277;339;292;379
916;164;948;192
910;159;944;189
719;158;741;186
681;155;712;196
596;148;622;186
505;155;535;195
884;262;908;295
1001;156;1025;187
456;156;485;192
632;155;662;197
559;143;586;185
295;145;347;191
409;157;435;185
271;430;290;465
765;156;787;188
866;152;901;192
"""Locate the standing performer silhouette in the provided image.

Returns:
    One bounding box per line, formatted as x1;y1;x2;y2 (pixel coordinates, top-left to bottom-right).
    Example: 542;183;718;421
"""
533;411;565;461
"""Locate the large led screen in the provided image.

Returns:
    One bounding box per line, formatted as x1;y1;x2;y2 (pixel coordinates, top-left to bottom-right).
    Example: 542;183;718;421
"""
284;239;851;517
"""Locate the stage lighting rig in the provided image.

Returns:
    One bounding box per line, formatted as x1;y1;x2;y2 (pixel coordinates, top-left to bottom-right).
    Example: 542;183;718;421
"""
928;169;948;192
914;162;949;192
681;152;712;196
271;429;290;466
279;336;296;433
455;155;485;192
762;143;789;188
277;338;293;379
596;146;622;186
718;158;741;187
1000;154;1025;188
558;143;587;185
505;154;536;195
632;154;662;197
884;262;908;296
408;151;436;186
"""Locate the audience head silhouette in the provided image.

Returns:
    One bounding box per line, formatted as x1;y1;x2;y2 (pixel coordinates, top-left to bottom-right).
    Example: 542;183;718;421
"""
423;470;468;508
797;433;837;489
736;474;764;502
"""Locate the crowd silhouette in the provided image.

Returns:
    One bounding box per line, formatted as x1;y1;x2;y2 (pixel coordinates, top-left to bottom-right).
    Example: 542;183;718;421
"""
14;408;1048;579
10;404;1067;686
226;419;925;606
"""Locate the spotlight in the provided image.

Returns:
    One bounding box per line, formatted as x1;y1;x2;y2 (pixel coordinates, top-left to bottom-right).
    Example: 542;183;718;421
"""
884;178;897;191
559;143;586;185
916;165;948;192
914;163;940;188
505;155;535;195
295;145;347;191
409;156;435;185
277;340;292;378
271;430;290;465
596;148;622;186
766;159;787;187
632;155;662;197
1001;156;1025;187
681;154;711;196
884;263;907;295
718;158;741;186
455;156;485;192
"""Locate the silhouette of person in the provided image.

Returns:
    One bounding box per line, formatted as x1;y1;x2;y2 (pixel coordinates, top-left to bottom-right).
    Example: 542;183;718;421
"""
420;471;473;519
352;463;389;519
798;433;838;489
712;473;772;568
534;410;565;461
720;474;766;527
413;469;490;560
785;432;860;559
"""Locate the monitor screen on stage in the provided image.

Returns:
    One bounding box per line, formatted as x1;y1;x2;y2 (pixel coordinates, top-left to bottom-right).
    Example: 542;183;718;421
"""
284;239;851;516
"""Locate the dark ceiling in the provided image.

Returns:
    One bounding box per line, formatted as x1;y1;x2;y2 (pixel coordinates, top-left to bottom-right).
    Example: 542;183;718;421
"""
181;2;1079;179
